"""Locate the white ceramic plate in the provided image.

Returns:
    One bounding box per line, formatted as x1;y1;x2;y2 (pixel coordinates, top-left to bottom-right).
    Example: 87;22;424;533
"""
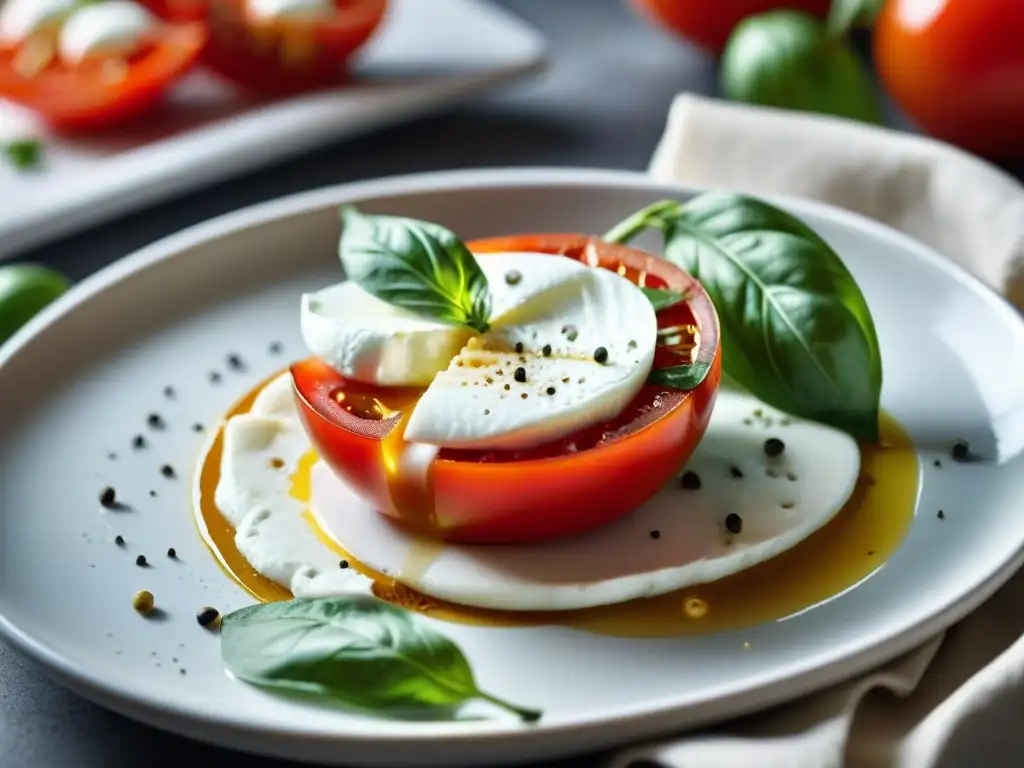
2;168;1024;767
0;0;545;258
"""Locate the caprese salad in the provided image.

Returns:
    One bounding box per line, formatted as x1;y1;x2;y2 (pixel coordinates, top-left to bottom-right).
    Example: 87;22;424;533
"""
0;0;386;131
199;193;898;721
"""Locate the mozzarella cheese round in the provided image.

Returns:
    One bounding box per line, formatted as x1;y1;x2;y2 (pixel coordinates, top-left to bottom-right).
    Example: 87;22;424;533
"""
0;0;77;44
305;252;658;451
58;0;154;65
208;375;861;612
404;253;657;450
310;389;862;611
301;282;474;387
246;0;334;21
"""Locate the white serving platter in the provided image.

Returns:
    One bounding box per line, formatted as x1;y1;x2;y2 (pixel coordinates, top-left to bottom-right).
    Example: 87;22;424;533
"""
0;0;546;258
1;168;1024;767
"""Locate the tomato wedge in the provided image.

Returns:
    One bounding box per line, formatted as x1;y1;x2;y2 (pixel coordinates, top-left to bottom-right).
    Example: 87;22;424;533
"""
0;23;206;131
200;0;386;92
292;235;722;544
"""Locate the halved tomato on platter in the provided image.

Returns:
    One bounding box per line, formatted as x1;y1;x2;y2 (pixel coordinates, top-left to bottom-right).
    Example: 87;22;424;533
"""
292;235;722;545
0;22;206;131
200;0;386;93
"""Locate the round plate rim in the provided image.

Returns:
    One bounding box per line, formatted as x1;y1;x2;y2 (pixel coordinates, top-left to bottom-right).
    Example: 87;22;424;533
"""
2;166;1023;764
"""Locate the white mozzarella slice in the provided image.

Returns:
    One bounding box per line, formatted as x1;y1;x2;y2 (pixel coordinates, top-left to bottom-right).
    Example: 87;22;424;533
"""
246;0;334;21
214;414;308;527
58;0;154;65
249;372;299;420
0;0;77;43
213;407;373;597
404;254;657;450
235;504;372;598
310;390;862;611
301;281;473;387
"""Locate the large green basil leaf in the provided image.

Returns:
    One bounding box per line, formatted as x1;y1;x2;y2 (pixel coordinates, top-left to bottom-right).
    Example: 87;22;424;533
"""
659;192;881;441
721;10;882;124
221;597;541;721
0;264;69;344
339;206;492;332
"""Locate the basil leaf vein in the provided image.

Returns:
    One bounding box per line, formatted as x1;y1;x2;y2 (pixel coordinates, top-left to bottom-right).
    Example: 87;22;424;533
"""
339;206;492;332
221;596;541;722
606;194;882;441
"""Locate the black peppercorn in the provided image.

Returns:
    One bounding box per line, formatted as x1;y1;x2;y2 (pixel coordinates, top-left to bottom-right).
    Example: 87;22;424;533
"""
514;342;524;354
268;341;283;355
542;344;552;357
161;465;176;479
514;367;527;383
340;560;349;569
167;547;177;559
680;471;701;490
100;487;116;508
729;466;743;479
649;530;661;540
505;270;522;286
196;606;220;628
163;386;175;399
593;347;608;364
725;513;743;534
132;434;146;450
147;413;165;430
135;554;148;567
949;440;969;461
546;386;556;395
764;437;785;457
115;535;125;547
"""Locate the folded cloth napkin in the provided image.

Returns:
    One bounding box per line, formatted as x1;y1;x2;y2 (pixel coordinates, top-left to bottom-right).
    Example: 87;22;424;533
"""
608;94;1024;768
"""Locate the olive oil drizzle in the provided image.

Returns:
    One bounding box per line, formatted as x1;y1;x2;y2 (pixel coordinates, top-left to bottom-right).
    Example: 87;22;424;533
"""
194;372;919;637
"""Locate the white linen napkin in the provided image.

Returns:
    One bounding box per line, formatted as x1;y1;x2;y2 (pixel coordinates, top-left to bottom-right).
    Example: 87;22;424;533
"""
608;94;1024;768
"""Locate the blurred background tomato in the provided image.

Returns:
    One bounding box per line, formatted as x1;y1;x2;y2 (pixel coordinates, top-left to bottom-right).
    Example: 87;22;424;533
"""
875;0;1024;157
630;0;830;52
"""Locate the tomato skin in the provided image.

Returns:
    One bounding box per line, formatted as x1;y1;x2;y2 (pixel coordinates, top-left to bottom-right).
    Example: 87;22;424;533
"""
292;235;721;545
0;23;206;131
201;0;386;93
631;0;829;53
875;0;1024;157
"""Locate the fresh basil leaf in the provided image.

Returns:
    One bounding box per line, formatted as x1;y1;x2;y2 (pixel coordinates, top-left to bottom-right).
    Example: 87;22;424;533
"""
648;361;712;391
640;287;685;311
4;139;43;170
339;206;492;332
658;192;881;441
720;10;883;124
827;0;885;36
221;596;541;722
0;264;69;344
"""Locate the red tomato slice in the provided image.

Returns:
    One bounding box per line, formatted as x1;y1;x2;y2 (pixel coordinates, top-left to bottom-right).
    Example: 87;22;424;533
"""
0;23;206;131
201;0;386;93
292;235;722;545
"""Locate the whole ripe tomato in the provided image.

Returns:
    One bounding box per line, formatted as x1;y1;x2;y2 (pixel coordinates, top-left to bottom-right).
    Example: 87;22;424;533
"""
292;235;722;545
875;0;1024;157
631;0;830;52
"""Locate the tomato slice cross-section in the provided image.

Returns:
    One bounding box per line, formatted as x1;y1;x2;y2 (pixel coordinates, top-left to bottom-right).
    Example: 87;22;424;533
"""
293;234;721;544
